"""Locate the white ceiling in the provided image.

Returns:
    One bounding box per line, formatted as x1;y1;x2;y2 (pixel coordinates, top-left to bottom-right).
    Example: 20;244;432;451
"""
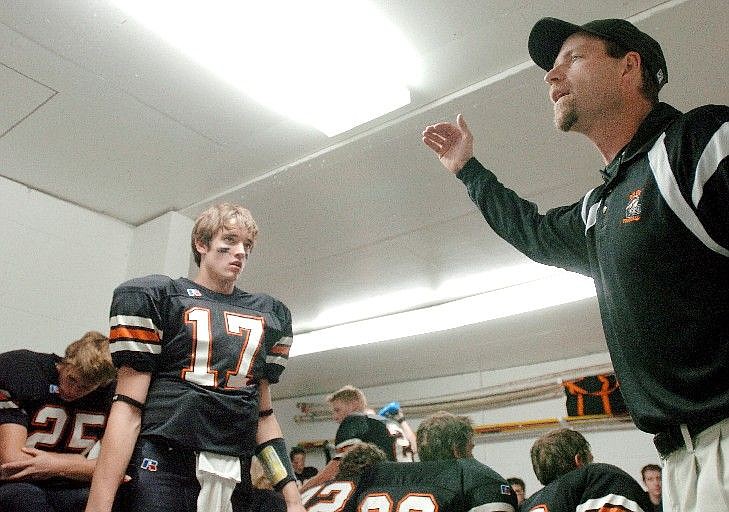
2;0;726;399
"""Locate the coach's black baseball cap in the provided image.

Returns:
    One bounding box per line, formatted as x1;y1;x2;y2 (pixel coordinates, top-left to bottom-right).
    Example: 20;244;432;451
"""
528;17;668;90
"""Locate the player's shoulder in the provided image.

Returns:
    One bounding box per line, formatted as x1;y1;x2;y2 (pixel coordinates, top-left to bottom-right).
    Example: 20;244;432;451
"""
583;462;646;492
584;462;634;479
339;412;367;428
114;274;176;295
0;349;56;376
234;289;291;318
0;350;57;396
554;462;638;494
456;458;513;491
335;413;368;439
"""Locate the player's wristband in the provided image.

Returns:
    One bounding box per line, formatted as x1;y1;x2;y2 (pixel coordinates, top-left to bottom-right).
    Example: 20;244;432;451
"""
112;393;144;411
259;408;274;417
255;438;296;491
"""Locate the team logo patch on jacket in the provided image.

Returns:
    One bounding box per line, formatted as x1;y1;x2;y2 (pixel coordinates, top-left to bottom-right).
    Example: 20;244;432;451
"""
622;189;642;224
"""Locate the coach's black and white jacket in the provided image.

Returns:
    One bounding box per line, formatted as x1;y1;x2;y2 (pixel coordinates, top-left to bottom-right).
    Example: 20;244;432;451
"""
457;102;729;434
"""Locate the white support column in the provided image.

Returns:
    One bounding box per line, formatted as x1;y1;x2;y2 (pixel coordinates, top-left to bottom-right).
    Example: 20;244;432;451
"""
126;211;194;279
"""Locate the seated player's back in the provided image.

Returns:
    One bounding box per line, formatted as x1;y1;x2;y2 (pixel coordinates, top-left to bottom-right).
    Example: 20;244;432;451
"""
336;412;414;462
303;458;517;512
520;462;652;512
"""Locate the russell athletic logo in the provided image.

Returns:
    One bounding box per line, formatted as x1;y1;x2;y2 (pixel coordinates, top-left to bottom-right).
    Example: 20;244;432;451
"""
140;458;158;471
623;189;642;224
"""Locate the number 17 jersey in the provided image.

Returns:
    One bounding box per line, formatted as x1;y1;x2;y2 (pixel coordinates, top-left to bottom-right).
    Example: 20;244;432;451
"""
109;275;293;457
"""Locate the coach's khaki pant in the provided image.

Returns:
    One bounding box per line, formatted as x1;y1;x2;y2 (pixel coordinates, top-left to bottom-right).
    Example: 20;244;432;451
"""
662;417;729;512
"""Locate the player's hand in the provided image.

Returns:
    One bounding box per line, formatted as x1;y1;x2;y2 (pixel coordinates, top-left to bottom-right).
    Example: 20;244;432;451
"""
422;114;474;174
286;504;307;512
0;447;59;480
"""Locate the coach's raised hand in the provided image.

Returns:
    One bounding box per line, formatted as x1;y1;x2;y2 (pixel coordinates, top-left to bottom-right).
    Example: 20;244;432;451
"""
422;114;474;174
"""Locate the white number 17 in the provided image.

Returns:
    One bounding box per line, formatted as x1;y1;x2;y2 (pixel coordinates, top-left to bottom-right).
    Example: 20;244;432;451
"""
182;308;264;388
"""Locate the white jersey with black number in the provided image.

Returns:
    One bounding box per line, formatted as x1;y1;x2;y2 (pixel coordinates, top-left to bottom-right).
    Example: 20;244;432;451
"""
109;275;293;456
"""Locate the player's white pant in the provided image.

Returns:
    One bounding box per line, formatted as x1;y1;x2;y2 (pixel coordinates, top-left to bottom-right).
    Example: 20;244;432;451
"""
662;416;729;512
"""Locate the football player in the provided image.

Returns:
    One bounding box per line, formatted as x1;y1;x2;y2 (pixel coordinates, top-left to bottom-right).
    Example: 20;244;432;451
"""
303;412;517;512
300;385;414;492
521;428;653;512
84;203;304;512
0;331;116;512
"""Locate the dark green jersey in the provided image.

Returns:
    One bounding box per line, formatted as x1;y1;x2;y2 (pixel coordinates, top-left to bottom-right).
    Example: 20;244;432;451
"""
521;463;652;512
335;412;414;462
302;458;517;512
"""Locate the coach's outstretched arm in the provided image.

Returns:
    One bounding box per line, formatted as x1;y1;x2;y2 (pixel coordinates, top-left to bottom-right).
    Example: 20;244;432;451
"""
422;114;474;174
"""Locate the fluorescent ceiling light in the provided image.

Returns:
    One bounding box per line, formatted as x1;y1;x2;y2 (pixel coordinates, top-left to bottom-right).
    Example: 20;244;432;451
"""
113;0;420;136
306;263;567;330
290;267;597;357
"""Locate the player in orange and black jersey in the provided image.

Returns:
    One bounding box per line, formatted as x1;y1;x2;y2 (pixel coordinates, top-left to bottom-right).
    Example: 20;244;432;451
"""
0;332;116;512
521;429;652;512
335;412;413;462
85;203;305;512
303;413;517;512
107;274;292;456
300;385;415;493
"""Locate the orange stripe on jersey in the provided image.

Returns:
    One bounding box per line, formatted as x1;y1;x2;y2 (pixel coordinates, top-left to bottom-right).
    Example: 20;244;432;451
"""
110;325;161;343
270;344;290;357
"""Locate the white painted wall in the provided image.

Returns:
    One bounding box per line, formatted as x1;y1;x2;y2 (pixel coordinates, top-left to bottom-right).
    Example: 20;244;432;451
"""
273;353;659;499
0;176;133;353
0;178;194;354
125;211;194;280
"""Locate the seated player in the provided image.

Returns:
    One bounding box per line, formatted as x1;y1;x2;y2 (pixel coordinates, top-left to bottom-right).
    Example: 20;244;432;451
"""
289;446;318;488
244;457;287;512
521;428;653;512
0;332;116;512
84;203;304;512
641;463;663;512
303;411;517;512
506;477;526;505
301;385;414;492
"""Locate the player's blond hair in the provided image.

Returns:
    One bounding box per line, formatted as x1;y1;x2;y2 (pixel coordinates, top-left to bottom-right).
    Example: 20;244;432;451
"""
191;202;259;266
327;385;367;411
61;331;116;386
416;411;473;461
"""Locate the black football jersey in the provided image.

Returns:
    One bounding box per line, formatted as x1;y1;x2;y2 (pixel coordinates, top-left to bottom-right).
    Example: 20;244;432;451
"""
521;463;653;512
335;412;414;462
109;275;293;456
0;349;113;455
302;458;517;512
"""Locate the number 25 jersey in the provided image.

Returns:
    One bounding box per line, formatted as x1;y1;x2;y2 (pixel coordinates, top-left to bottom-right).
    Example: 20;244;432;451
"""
109;275;293;457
